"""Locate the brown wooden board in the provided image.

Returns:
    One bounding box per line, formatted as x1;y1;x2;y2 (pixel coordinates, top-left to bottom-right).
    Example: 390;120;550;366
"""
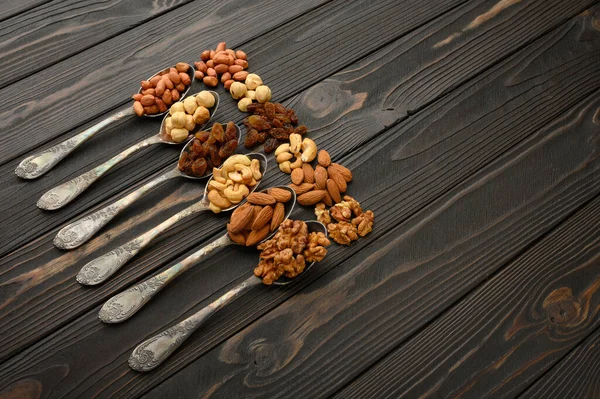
142;91;600;399
0;0;198;89
520;328;600;398
0;0;50;23
1;7;599;394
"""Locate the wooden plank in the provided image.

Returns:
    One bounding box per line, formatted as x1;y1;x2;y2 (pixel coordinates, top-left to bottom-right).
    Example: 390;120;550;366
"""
0;0;468;258
141;92;600;399
1;8;599;395
0;0;469;362
0;0;50;23
520;328;600;398
0;0;196;89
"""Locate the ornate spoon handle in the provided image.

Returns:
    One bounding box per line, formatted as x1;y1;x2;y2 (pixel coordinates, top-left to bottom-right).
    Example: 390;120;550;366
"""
15;107;135;179
99;233;232;323
37;134;162;210
76;200;208;285
54;167;181;250
128;275;261;372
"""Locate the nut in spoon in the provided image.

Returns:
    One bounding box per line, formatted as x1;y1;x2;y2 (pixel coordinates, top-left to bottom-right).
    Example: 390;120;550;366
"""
36;91;219;211
127;220;327;372
99;186;296;324
15;65;195;180
53;120;239;250
76;153;268;286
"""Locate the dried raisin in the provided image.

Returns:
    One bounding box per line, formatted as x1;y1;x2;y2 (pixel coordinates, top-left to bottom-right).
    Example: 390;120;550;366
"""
191;158;207;176
211;123;226;143
264;137;280;153
218;139;237;158
225;122;238;141
195;131;210;143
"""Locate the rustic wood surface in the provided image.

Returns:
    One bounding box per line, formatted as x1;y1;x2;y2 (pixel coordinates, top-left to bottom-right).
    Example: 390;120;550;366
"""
0;0;598;398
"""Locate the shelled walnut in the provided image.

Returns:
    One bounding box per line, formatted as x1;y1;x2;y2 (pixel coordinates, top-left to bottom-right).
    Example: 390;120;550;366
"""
316;196;374;245
327;221;358;245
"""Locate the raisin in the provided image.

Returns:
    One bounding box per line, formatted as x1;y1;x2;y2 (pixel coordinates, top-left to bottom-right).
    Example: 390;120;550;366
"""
225;122;238;141
269;127;290;140
211;123;226;143
202;141;211;156
246;103;264;113
195;131;210;142
274;102;287;114
244;128;259;148
287;109;298;124
248;115;271;131
264;102;276;119
257;131;268;143
272;117;283;128
206;134;218;145
264;137;280;153
219;139;237;158
191;140;205;156
191;158;207;177
294;125;308;136
209;145;222;166
178;152;192;172
274;113;291;124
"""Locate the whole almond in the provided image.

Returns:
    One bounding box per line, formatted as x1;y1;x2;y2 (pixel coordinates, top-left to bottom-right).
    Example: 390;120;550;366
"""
302;163;314;183
330;163;352;182
247;192;276;205
318;150;331;167
270;202;285;231
326;179;341;203
233;71;249;81
315;165;328;189
327;166;347;192
298;190;326;206
228;203;254;234
289;183;314;195
268;187;292;203
322;190;333;207
251;205;273;231
291;168;304;185
228;230;246;245
246;224;270;246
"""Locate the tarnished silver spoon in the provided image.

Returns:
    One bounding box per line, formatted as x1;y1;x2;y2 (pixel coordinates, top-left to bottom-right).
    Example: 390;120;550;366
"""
76;153;268;286
99;186;296;324
127;220;327;372
15;65;196;180
53;120;238;250
36;91;219;211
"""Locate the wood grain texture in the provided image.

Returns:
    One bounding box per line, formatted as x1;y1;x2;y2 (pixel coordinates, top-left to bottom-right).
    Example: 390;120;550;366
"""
337;184;600;398
0;0;50;23
142;91;600;399
520;328;600;398
0;0;193;89
1;7;599;395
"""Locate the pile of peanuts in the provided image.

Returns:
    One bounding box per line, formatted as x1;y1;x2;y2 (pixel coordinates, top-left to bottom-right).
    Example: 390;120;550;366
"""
163;91;214;143
229;73;272;112
207;155;262;213
194;42;248;89
227;187;292;247
132;63;192;116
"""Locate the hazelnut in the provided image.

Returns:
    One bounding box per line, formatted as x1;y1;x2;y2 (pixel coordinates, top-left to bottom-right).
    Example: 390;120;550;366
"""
230;81;247;99
245;90;256;100
195;91;215;108
169;102;185;115
171;128;189;143
245;73;263;90
171;111;187;128
183;97;198;114
238;97;253;112
193;105;210;124
255;85;272;103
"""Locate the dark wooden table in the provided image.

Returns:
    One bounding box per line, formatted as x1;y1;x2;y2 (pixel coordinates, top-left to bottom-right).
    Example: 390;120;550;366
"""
0;0;599;397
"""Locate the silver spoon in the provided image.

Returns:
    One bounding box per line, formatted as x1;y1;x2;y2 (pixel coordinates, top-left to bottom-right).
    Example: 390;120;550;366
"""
76;153;268;286
36;91;219;211
99;186;296;324
53;120;238;250
15;65;196;180
127;220;327;372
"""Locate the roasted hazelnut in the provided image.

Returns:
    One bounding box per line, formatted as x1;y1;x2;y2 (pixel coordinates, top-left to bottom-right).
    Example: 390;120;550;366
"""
230;82;247;99
255;85;272;103
245;73;263;90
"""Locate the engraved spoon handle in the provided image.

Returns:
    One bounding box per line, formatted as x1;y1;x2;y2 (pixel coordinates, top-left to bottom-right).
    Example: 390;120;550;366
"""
128;275;261;372
54;167;181;250
37;134;162;210
99;233;233;323
76;200;208;285
15;107;135;179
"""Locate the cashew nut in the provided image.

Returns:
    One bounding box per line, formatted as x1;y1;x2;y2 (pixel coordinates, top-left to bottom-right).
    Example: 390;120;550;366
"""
248;177;257;187
290;155;303;169
289;134;302;154
228;171;244;184
276;152;293;163
213;167;226;183
234;165;253;184
251;158;262;180
279;161;292;174
208;180;227;191
208;202;222;214
301;138;317;162
222;155;251;173
275;143;290;156
208;189;232;209
224;184;249;204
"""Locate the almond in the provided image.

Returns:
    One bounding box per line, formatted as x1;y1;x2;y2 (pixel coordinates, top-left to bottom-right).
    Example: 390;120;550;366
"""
302;163;314;184
247;192;276;205
326;179;341;203
327;166;347;193
330;163;352;182
322;190;333;207
228;230;246;245
251;206;274;231
315;165;328;190
270;202;285;231
228;203;254;233
298;190;326;206
289;183;314;195
291;168;304;185
268;187;292;203
246;224;270;246
318;150;331;167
